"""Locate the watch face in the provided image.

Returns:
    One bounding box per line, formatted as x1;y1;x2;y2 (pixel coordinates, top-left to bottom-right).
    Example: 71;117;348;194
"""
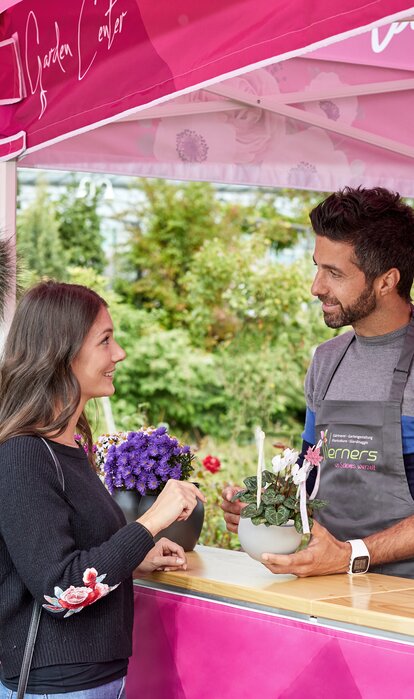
352;556;369;574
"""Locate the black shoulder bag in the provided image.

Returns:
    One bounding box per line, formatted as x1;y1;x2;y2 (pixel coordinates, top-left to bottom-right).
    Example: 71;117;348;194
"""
16;438;65;699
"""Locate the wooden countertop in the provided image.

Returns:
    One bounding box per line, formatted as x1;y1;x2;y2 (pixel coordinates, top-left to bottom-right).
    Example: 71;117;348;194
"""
134;545;414;637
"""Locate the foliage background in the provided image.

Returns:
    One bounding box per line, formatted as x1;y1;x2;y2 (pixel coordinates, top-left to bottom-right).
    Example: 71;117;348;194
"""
16;175;334;548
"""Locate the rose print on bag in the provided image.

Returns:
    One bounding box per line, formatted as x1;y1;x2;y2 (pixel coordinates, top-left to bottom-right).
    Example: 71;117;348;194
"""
43;567;120;618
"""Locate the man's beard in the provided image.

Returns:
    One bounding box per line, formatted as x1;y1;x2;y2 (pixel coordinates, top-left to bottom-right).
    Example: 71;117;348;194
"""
319;282;377;329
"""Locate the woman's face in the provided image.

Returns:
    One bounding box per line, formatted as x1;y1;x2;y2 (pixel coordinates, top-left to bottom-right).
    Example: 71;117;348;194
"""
71;306;126;403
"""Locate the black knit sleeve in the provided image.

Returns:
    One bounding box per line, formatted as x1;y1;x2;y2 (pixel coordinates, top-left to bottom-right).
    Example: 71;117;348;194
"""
0;437;154;618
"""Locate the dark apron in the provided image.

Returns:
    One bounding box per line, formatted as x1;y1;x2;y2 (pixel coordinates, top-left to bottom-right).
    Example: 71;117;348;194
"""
315;318;414;578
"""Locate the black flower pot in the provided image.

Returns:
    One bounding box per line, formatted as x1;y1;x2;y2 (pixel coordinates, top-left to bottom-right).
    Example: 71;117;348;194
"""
111;484;204;552
112;488;142;524
137;488;204;552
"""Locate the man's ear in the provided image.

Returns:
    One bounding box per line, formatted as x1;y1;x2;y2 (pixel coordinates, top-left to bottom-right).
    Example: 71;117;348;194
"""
375;268;400;296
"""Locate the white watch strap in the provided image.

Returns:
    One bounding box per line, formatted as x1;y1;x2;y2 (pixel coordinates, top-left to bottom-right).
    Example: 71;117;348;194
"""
346;538;370;574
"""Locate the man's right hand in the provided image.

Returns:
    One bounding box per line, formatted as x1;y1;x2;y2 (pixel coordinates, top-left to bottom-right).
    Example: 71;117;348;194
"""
220;485;246;533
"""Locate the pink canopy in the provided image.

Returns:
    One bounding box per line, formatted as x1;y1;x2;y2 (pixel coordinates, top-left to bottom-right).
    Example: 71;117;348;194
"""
1;1;414;193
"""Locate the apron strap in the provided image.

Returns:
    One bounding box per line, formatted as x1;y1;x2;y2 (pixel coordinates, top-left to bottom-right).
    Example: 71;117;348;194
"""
319;332;355;401
389;316;414;403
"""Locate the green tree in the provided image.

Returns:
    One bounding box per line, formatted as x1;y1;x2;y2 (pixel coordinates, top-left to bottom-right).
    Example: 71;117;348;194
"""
115;179;226;325
17;178;68;282
55;177;106;273
116;180;322;329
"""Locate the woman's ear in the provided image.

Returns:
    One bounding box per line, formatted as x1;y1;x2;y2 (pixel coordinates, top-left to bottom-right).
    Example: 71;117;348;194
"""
375;268;400;297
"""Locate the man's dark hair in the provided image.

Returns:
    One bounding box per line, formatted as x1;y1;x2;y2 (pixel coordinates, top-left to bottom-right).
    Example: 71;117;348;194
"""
309;186;414;300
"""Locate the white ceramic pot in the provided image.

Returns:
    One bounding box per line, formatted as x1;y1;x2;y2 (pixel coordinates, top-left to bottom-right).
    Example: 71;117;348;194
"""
238;517;302;561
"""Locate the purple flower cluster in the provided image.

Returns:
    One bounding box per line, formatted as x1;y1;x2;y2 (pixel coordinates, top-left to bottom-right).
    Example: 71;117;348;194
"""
103;426;194;496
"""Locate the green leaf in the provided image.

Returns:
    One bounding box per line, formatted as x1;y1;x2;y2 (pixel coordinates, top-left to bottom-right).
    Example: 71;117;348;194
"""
275;505;291;526
230;489;246;502
239;491;258;504
283;496;298;509
294;515;314;533
274;493;285;505
294;514;303;533
262;489;278;505
251;515;264;526
264;506;279;525
243;476;258;490
308;499;328;510
241;503;263;519
261;470;275;484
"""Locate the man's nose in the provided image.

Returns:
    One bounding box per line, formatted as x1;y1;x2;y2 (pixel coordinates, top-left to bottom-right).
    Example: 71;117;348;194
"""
311;270;326;298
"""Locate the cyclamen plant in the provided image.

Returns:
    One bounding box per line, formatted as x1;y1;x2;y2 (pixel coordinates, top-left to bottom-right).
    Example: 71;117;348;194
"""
232;439;327;535
97;426;195;496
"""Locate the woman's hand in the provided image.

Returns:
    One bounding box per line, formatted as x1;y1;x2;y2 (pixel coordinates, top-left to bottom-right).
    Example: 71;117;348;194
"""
137;479;206;537
134;538;188;575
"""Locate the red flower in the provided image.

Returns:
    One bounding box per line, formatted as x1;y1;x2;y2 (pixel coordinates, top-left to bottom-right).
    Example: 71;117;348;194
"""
202;455;221;473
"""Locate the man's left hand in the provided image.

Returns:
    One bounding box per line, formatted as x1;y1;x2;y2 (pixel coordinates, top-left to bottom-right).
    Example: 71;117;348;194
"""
135;537;187;574
261;521;351;577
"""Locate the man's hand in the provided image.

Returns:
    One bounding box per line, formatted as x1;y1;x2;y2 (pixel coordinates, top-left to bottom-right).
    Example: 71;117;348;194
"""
261;521;352;577
221;485;246;533
135;537;187;574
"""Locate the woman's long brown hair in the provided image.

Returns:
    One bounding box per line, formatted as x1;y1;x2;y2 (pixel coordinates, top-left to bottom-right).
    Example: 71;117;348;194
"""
0;281;108;464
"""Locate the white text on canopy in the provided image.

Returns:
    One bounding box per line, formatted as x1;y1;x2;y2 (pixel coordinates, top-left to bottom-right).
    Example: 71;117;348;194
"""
24;0;128;119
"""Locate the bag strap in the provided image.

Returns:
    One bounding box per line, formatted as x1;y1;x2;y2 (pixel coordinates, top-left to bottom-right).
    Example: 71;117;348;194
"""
16;438;65;699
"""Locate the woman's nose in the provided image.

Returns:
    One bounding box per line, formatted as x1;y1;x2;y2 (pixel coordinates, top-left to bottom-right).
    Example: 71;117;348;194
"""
113;342;127;363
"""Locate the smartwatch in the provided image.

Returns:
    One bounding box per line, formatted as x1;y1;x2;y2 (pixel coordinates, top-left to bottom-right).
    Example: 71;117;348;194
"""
346;539;370;574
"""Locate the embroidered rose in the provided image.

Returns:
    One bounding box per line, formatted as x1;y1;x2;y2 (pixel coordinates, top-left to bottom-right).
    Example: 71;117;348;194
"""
58;586;93;609
83;567;98;587
43;567;119;618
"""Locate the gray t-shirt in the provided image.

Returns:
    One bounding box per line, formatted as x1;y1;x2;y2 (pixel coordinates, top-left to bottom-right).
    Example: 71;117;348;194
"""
303;324;414;458
305;325;414;415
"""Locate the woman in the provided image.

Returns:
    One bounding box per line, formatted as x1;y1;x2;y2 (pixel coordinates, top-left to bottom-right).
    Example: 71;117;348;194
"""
0;281;205;699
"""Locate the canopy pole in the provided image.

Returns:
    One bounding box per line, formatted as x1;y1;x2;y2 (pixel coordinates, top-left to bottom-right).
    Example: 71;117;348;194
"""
0;160;17;349
207;84;414;160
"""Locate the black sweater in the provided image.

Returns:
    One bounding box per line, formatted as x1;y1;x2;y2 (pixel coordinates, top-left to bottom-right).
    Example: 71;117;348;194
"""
0;436;154;678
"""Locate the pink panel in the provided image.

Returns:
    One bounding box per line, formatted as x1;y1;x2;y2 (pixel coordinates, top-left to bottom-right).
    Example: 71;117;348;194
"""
310;19;414;69
21;54;414;196
0;37;22;103
129;586;414;699
0;1;412;154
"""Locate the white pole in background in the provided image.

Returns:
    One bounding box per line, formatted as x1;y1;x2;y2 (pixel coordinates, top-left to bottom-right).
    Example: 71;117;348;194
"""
0;159;17;350
101;396;116;433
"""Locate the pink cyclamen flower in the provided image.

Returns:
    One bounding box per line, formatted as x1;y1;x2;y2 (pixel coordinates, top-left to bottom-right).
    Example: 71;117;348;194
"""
305;446;323;467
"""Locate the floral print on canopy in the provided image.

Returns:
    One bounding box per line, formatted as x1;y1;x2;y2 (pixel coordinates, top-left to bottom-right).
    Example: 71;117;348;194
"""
43;567;120;618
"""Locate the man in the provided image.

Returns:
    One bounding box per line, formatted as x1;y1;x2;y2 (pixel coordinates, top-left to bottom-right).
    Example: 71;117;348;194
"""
222;186;414;578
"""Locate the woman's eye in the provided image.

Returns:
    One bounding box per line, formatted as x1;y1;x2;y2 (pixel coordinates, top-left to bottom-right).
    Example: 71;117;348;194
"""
101;336;110;345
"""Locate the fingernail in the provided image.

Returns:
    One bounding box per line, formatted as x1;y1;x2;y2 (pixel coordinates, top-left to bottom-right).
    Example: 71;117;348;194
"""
262;554;269;561
176;557;184;564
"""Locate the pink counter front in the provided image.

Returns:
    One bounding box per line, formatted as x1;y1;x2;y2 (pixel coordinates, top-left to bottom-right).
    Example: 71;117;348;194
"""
129;546;414;698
